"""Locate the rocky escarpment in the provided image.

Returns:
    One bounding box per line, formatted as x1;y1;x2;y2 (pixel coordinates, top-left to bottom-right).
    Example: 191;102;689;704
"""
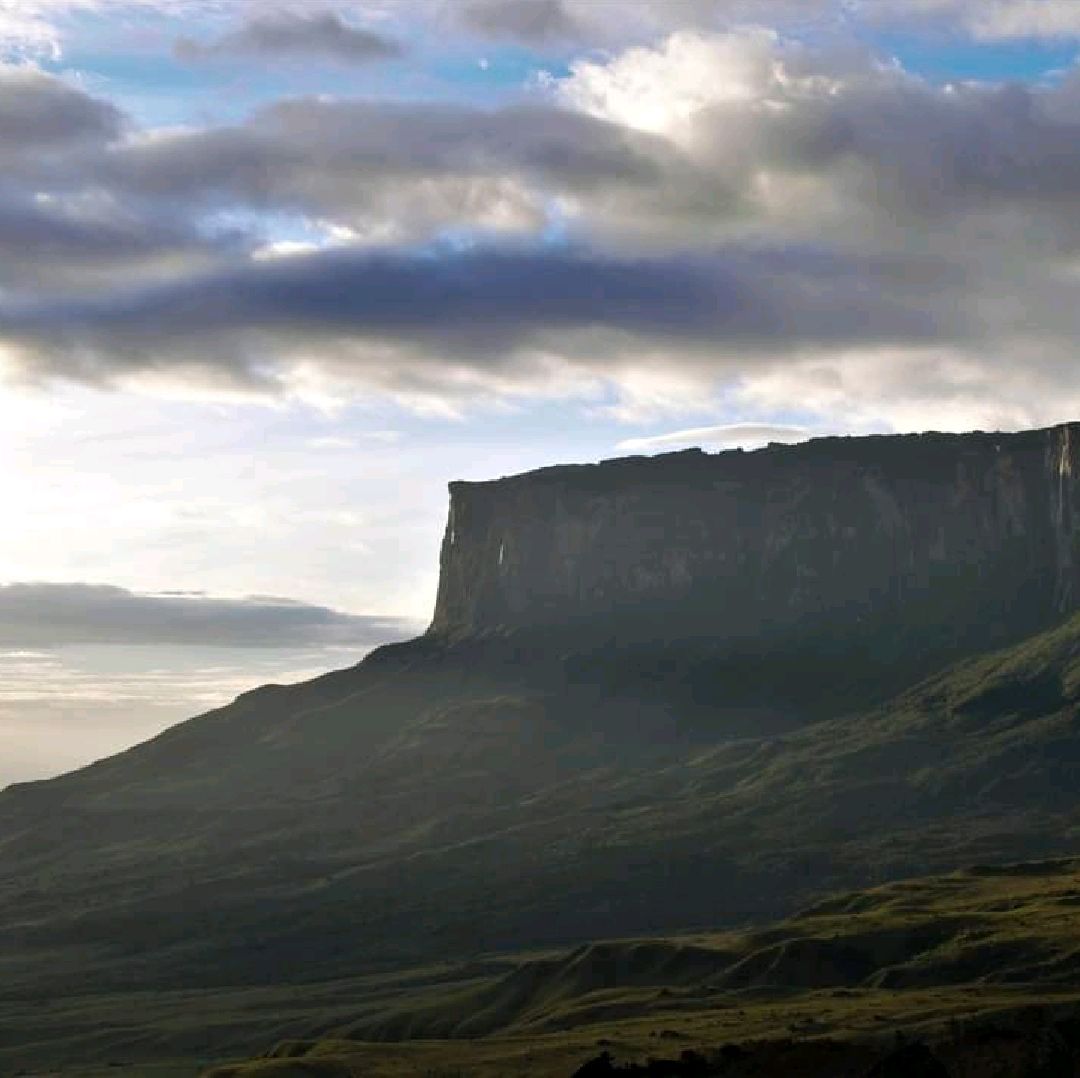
430;424;1080;658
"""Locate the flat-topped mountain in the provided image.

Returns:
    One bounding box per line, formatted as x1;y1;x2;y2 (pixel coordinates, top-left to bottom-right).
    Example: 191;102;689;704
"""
433;424;1080;643
6;423;1080;1073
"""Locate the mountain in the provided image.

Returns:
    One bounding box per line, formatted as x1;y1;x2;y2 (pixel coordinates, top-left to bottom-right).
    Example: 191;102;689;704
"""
6;422;1080;1073
433;424;1080;646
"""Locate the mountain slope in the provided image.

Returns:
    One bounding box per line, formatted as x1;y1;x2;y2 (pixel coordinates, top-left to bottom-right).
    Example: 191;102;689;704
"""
5;602;1080;1010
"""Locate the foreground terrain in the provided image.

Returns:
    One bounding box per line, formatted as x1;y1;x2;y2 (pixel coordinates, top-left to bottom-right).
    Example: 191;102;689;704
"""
18;855;1080;1075
199;856;1080;1075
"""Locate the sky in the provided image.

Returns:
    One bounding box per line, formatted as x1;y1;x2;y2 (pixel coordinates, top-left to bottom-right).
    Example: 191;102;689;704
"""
6;0;1080;785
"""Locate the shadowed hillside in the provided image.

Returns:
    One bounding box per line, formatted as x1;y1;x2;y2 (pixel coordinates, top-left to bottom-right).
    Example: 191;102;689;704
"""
8;585;1080;1070
8;598;1080;1006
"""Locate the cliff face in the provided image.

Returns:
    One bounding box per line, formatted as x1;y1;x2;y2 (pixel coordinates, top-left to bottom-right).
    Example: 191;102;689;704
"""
431;423;1080;649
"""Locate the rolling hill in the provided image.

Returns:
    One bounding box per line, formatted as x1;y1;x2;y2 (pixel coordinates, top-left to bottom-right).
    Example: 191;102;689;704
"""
204;856;1080;1076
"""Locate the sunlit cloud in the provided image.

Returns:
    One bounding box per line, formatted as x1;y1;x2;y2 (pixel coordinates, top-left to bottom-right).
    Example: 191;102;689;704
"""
616;423;812;453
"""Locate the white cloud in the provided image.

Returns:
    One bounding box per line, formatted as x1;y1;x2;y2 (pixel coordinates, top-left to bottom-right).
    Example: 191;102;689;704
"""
974;1;1080;38
555;27;781;141
730;345;1080;435
0;0;88;58
617;422;811;452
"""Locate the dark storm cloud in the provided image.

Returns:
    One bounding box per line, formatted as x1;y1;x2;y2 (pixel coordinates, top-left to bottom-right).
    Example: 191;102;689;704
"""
0;583;415;648
0;194;243;289
175;10;403;64
460;0;581;43
0;243;954;390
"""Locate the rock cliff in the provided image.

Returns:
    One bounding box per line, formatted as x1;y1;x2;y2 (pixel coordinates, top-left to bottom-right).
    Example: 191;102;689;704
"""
431;423;1080;654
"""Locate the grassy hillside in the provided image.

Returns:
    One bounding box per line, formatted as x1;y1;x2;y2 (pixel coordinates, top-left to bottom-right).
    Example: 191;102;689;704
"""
9;856;1080;1075
7;611;1080;1073
198;856;1080;1076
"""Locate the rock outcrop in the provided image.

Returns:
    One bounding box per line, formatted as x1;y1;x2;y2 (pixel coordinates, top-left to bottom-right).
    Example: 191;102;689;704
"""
431;424;1080;659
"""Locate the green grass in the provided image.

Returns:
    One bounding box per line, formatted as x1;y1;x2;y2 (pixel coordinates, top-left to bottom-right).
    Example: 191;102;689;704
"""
197;856;1080;1076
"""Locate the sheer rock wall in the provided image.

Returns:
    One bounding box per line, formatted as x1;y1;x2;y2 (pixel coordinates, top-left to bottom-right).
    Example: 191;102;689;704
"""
430;424;1080;649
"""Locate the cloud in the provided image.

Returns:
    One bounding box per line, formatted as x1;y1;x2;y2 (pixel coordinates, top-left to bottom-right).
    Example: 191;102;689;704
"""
460;0;581;43
0;583;417;648
9;27;1080;431
0;241;959;408
452;0;833;46
0;192;243;289
543;0;1080;43
854;0;1080;41
974;1;1080;38
9;0;1080;74
556;26;781;137
617;423;811;452
0;0;90;59
97;97;667;245
92;30;1080;257
0;64;119;150
552;29;1080;224
0;1;257;61
0;67;246;290
175;10;403;64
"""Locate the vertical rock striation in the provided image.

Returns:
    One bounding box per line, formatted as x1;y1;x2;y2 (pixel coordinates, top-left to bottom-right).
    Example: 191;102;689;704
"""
430;423;1080;654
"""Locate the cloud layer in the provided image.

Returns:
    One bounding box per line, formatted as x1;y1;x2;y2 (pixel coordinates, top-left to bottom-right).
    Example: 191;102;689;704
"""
0;583;416;648
4;15;1080;431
